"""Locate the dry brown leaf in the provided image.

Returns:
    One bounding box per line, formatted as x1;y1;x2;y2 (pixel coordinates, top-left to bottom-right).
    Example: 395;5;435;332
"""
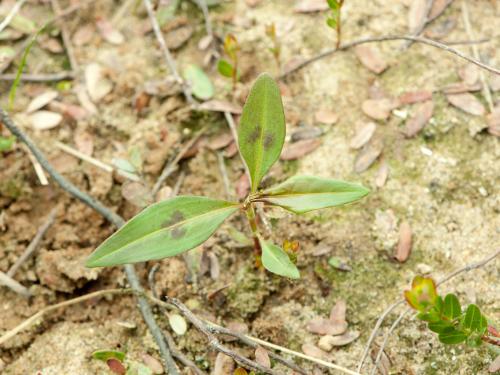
236;173;250;200
486;107;500;137
398;90;432;105
207;252;220;280
165;25;193;50
26;90;58;114
375;161;389;188
85;63;113;103
424;17;456;39
208;133;233;150
315;109;338;125
222;321;249;342
354;142;383;173
30;110;63;130
306;317;348;336
459;64;479;86
199;99;242;114
155;186;173;202
318;331;360;348
107;358;126;374
395;221;412;263
40;37;63;53
224;141;239;158
48;101;88;121
370;345;391;375
442;82;482;94
408;0;428;34
121;182;153;208
354;45;388;74
291;126;323;142
213;352;235;375
255;346;271;368
96;17;124;45
281;139;321;160
245;0;263;7
489;74;500;91
72;24;94;46
446;93;485;116
141;354;163;375
329;300;347;324
301;344;328;360
428;0;452;19
489;354;500;373
350;122;376;149
75;84;98;114
362;98;399;120
74;131;94;156
403;100;434;138
294;0;329;13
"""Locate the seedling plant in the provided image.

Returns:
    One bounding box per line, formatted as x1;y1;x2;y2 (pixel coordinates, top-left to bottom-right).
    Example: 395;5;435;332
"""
326;0;345;49
86;73;369;278
217;34;240;91
405;276;499;347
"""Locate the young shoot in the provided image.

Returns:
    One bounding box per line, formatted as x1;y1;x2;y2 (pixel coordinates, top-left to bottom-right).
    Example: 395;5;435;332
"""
405;276;499;348
217;34;239;91
86;73;369;278
326;0;345;49
265;23;281;69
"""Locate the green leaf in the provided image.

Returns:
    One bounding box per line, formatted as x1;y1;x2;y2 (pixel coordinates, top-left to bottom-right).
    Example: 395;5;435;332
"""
238;73;285;192
326;17;337;29
92;350;126;362
259;237;300;279
417;310;441;323
257;175;369;214
327;0;339;9
443;293;461;320
466;334;483;348
438;327;468;345
217;59;234;78
404;276;438;312
463;304;487;333
428;320;453;333
0;136;16;152
182;64;214;100
86;196;238;267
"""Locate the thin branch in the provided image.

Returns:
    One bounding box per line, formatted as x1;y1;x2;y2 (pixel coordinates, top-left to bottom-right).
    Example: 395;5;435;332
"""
279;35;500;79
0;71;75;82
193;0;213;42
216;151;233;200
358;248;500;372
0;0;28;33
0;270;31;297
0;108;179;375
152;127;206;195
142;0;194;104
50;0;78;71
7;207;57;277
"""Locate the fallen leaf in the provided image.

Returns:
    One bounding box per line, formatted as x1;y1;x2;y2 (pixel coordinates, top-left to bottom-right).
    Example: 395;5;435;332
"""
291;126;323;142
403;100;433;138
294;0;329;13
30;111;63;130
26;90;58;113
350;122;376;149
301;344;328;360
207;252;220;280
428;0;452;20
307;317;348;336
354;45;388;74
213;352;235;375
222;321;249;342
489;354;500;373
354;142;383;173
318;331;360;348
40;37;63;53
408;0;428;34
315;109;338;125
236;173;250;200
96;17;124;45
329;300;347;324
375;161;389;188
73;24;94;46
183;64;214;100
395;221;412;263
489;74;500;91
75;84;98;114
106;359;126;375
199;99;242;114
362;98;399;120
245;0;262;7
280;139;321;160
398;90;432;105
486;107;500;137
142;354;163;374
169;314;188;335
446;93;485;116
47;101;88;121
155;186;173;202
224;141;239;158
424;17;456;39
121;182;153;208
134;91;151;113
85;63;113;102
442;82;482;94
459;64;479;86
209;133;233;151
370;345;391;375
255;346;271;368
165;25;193;50
74;131;94;156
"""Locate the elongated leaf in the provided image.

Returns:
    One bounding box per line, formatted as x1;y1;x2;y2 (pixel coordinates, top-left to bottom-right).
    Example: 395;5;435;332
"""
259;237;300;279
238;73;285;192
438;327;467;344
92;350;126;361
463;304;487;333
443;293;461;320
217;59;234;78
428;320;453;334
86;196;238;267
257;175;369;214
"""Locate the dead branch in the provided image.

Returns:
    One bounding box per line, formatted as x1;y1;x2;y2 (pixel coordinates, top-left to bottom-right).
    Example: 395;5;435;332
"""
0;71;75;82
279;35;500;79
0;271;31;297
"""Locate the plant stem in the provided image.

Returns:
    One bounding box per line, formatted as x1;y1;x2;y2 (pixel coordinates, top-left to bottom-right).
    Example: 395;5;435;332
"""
245;204;261;255
336;0;344;49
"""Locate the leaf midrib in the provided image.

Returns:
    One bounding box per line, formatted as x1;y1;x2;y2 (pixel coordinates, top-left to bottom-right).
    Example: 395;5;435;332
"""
251;83;269;192
258;190;364;199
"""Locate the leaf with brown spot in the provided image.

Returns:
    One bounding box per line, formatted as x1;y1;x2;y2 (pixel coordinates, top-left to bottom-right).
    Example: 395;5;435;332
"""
354;45;388;74
446;93;485;116
255;346;271;368
315;109;338;125
398;90;432;105
350;122;376;149
403;100;433;138
395;221;412;263
361;98;399;120
280;139;321;160
354;142;383;173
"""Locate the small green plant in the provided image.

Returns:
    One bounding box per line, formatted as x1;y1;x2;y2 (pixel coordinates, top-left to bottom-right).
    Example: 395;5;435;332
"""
92;349;158;374
86;73;369;278
405;276;499;347
217;34;239;90
265;23;281;69
326;0;345;49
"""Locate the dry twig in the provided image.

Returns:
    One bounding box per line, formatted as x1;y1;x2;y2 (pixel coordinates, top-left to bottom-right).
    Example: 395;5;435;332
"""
0;0;28;33
0;271;31;297
0;71;75;82
279;35;500;79
50;0;78;71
